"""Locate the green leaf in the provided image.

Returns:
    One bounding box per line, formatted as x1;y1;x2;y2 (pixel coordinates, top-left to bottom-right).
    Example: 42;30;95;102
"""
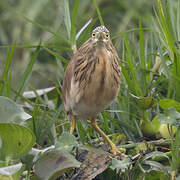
0;123;36;160
76;18;92;40
138;97;157;109
144;171;169;180
92;0;104;25
23;16;70;45
14;45;40;101
0;96;31;123
139;22;146;69
131;94;157;110
55;132;78;152
158;107;180;126
141;151;169;162
171;127;180;171
159;99;180;112
139;151;169;173
141;160;167;173
43;47;68;64
70;0;80;46
139;23;147;94
0;163;22;178
110;158;132;173
22;146;55;171
122;35;142;96
63;0;71;40
0;41;16;95
23;87;56;99
34;149;81;180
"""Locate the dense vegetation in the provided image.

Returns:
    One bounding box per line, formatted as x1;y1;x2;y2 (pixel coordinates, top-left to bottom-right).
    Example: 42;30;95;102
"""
0;0;180;179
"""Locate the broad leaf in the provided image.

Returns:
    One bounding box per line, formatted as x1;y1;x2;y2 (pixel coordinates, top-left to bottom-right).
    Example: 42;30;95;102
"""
23;87;56;99
137;97;157;109
0;163;23;180
158;107;180;126
22;146;55;171
0;123;36;160
159;99;180;112
55;132;78;152
110;158;132;173
131;94;157;110
34;149;81;180
0;96;31;123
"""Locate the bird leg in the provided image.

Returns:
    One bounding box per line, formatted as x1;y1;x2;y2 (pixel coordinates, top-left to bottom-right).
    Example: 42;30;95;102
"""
70;115;76;134
91;118;125;157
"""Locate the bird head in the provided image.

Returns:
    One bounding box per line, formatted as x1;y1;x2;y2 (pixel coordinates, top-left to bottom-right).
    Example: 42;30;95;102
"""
91;26;110;46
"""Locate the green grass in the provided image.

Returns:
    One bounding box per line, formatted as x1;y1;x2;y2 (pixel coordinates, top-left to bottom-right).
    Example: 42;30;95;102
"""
0;41;16;96
0;0;180;179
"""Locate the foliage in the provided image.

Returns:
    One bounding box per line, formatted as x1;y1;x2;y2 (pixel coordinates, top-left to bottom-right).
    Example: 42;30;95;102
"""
0;0;180;179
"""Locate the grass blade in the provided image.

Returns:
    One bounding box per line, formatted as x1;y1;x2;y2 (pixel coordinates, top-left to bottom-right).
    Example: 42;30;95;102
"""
123;34;142;96
139;22;147;94
14;45;40;101
92;0;104;25
23;15;70;45
0;41;16;95
63;0;71;40
4;71;12;98
76;18;92;40
139;22;146;69
0;44;72;52
70;0;80;47
43;47;68;64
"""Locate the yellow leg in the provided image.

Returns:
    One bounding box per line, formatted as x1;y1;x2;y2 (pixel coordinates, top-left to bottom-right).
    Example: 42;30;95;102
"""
91;118;125;157
70;115;76;134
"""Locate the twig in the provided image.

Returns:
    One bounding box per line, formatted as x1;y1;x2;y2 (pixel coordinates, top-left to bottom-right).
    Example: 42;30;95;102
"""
118;139;171;149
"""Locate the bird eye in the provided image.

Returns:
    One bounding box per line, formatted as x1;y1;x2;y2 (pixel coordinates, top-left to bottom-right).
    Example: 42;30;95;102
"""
106;34;109;38
92;33;96;37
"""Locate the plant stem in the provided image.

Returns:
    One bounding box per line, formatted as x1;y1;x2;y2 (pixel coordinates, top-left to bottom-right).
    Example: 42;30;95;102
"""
118;139;171;149
171;171;175;180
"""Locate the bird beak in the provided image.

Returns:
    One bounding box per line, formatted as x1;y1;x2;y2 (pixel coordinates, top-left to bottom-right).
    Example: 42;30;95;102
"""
96;32;105;41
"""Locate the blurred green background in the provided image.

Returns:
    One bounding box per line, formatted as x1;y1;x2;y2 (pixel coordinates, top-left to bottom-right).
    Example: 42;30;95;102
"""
0;0;155;89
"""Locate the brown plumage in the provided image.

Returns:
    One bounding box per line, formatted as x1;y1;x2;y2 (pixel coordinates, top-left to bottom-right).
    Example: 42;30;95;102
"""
62;26;124;156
